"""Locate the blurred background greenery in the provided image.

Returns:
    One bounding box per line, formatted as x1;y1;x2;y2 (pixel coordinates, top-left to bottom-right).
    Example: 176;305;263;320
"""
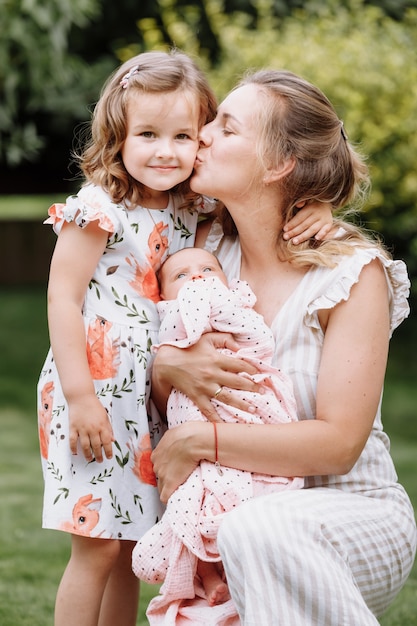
1;0;417;297
1;0;416;623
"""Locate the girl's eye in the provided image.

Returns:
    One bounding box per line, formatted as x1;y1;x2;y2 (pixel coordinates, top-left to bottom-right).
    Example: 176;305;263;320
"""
176;133;192;140
176;272;186;279
203;267;213;273
222;128;233;136
140;131;154;138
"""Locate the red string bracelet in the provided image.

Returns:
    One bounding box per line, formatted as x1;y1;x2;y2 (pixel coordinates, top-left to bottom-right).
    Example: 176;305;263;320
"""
213;422;223;476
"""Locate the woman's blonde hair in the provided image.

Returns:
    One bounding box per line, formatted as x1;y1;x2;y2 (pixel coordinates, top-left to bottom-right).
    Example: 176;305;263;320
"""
221;69;389;266
77;50;217;209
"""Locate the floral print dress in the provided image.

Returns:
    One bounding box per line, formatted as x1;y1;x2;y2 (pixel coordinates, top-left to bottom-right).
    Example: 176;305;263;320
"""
37;184;212;540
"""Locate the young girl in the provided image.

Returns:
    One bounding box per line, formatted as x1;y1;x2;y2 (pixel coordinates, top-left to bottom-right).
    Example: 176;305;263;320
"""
37;50;333;626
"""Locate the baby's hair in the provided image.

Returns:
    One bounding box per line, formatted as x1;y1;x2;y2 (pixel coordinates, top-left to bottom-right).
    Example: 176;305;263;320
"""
156;248;224;292
77;50;217;208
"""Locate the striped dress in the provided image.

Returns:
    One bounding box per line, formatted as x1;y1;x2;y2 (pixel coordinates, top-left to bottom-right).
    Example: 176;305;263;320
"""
205;222;417;625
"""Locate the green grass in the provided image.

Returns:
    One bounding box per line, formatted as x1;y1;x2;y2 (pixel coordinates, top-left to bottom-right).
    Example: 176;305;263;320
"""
0;287;159;624
0;286;416;624
0;405;158;626
0;195;67;220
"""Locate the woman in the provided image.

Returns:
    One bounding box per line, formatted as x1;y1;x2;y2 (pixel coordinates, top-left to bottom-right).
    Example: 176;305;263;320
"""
150;69;416;624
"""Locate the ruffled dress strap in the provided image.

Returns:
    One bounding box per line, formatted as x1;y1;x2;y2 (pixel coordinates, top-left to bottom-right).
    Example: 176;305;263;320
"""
44;184;121;235
204;220;410;337
194;194;219;215
305;246;410;337
204;217;224;253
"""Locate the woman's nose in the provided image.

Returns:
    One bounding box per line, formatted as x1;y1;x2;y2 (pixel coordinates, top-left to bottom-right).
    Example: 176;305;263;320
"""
198;123;213;146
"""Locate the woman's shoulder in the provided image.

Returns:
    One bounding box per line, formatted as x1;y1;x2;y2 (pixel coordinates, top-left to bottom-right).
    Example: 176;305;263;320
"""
306;245;410;335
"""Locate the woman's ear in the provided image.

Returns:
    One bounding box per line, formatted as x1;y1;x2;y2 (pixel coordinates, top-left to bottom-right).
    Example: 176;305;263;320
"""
263;157;296;185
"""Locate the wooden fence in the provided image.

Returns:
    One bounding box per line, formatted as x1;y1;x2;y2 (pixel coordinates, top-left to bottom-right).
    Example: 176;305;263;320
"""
0;220;55;285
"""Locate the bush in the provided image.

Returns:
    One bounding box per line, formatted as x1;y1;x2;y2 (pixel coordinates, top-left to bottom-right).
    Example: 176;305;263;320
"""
146;0;417;295
203;1;417;289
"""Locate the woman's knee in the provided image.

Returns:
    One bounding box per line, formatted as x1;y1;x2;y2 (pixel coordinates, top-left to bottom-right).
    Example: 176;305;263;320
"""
218;491;321;561
218;495;284;559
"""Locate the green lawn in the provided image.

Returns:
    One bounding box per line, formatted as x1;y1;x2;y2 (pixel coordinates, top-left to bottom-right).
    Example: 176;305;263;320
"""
0;287;158;625
0;195;67;220
0;286;416;624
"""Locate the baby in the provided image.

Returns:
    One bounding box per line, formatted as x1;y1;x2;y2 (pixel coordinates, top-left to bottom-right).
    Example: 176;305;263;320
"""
132;247;303;624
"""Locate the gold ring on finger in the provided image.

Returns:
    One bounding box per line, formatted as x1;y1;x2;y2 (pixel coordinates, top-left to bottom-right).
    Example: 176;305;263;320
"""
213;386;223;399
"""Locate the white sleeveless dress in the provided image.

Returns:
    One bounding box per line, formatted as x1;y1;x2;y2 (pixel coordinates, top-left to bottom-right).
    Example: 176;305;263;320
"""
206;222;417;624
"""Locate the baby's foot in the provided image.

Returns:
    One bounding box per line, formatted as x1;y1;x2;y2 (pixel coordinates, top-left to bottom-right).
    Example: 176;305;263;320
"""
206;580;230;606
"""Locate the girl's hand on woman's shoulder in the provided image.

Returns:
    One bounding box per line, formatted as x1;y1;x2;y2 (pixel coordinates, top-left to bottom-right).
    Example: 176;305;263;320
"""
283;201;333;244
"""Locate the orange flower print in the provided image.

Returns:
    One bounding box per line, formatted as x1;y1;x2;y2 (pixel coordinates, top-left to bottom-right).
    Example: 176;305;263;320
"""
86;317;120;379
130;434;157;486
60;494;102;537
146;221;168;268
38;381;54;459
126;255;160;303
126;221;169;303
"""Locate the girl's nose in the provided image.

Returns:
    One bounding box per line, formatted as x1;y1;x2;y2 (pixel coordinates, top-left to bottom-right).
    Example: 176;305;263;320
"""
156;139;174;157
191;272;204;280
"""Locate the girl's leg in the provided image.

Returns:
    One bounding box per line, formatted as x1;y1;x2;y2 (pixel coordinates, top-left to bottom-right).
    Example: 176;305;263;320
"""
55;536;120;626
98;540;139;626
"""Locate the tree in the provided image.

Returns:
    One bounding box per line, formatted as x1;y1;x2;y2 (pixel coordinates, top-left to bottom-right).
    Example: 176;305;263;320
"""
2;0;417;295
2;0;416;173
199;0;417;293
0;0;105;167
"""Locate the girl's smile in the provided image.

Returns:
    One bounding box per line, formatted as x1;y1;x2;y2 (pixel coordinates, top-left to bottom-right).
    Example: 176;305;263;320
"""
122;90;200;201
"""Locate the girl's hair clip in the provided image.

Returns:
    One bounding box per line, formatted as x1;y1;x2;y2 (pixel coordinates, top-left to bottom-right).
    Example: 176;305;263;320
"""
120;65;140;89
340;120;348;141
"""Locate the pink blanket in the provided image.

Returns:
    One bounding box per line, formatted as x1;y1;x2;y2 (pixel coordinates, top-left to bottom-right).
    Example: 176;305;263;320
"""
132;277;303;624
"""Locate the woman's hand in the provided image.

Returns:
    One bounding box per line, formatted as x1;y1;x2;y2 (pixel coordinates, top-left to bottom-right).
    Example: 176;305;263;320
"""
152;332;260;422
152;421;209;503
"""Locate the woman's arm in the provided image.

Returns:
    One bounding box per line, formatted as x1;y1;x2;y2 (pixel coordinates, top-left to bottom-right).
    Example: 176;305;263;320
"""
152;259;390;502
47;219;113;462
151;333;260;420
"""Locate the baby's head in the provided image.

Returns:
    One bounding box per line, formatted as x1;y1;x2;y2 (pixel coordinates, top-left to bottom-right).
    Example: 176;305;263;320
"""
80;50;217;206
158;248;228;301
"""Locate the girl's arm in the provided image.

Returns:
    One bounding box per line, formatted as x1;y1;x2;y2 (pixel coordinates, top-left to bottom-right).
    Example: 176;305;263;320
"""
152;259;390;502
283;201;333;244
47;219;113;462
